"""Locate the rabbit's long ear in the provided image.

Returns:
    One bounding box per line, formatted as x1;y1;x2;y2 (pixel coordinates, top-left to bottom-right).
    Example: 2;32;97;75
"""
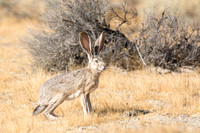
79;32;92;56
94;31;105;56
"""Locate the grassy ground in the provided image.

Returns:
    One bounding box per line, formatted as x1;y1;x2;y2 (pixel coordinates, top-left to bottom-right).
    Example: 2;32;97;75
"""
0;18;200;133
0;0;200;132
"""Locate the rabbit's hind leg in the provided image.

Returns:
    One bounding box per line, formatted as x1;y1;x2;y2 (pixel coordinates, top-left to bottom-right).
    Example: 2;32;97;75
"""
43;93;66;120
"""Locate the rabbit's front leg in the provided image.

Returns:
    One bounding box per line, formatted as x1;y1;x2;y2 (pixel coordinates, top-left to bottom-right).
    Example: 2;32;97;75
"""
85;93;93;113
81;93;92;115
81;93;88;115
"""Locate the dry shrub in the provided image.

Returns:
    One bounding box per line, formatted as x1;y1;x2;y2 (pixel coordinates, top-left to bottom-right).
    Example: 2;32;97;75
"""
24;0;140;72
138;9;200;71
24;0;200;72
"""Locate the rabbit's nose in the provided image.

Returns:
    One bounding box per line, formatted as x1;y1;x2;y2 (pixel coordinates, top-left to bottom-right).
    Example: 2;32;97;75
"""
103;66;106;70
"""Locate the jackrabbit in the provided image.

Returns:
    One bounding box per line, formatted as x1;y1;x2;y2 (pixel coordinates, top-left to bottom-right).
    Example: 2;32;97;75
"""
33;31;106;120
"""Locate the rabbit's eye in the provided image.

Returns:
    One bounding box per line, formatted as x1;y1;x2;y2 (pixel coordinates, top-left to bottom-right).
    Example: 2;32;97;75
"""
95;60;99;63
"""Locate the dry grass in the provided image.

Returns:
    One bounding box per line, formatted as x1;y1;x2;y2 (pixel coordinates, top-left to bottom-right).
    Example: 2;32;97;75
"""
100;67;200;115
0;19;200;132
1;1;200;132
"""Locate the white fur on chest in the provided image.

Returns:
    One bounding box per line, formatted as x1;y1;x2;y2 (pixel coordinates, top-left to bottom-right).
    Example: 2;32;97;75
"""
67;90;81;100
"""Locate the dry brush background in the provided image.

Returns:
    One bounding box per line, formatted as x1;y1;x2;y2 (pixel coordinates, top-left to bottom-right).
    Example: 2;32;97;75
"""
0;0;200;133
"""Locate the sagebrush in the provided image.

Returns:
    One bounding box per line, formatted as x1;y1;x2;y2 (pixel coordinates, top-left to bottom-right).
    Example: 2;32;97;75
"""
139;9;200;71
24;0;200;72
24;0;140;72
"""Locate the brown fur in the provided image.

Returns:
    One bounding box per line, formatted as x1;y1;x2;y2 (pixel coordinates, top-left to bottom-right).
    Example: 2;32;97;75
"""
33;32;106;120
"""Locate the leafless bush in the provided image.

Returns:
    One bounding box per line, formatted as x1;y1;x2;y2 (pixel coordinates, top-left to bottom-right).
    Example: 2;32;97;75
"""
24;0;200;72
138;9;200;71
24;0;139;72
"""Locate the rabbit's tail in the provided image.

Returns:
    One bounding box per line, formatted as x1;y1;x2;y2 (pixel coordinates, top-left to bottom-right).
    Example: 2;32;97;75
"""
33;105;47;116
